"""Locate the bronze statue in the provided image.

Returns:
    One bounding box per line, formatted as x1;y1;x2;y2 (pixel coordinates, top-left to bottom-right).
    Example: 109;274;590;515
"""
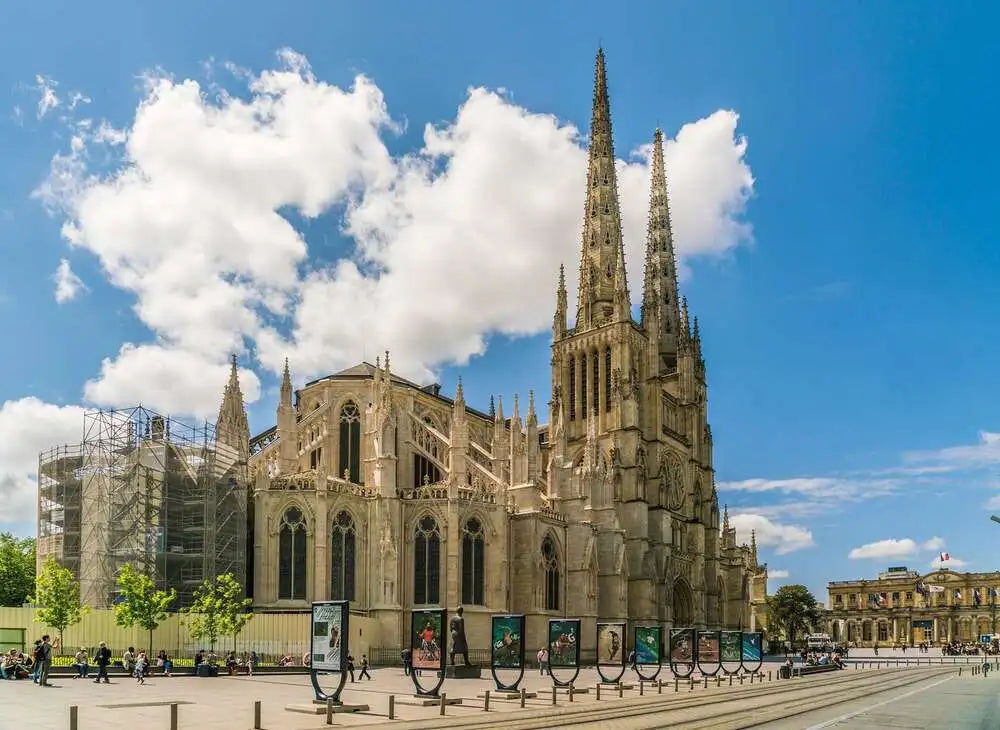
449;606;471;666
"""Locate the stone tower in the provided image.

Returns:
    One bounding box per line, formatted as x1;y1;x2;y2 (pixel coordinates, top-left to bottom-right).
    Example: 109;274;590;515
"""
216;354;250;456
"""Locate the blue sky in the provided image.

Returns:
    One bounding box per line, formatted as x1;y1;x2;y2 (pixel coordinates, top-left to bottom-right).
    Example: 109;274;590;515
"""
1;1;998;604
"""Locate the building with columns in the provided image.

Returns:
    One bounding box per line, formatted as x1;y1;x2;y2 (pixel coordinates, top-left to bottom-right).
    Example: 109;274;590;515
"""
825;566;1000;646
229;49;765;654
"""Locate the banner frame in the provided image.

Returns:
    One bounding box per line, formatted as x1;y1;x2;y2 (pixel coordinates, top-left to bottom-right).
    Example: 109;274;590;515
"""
410;608;448;697
595;620;627;684
633;624;664;681
489;613;526;691
547;618;582;687
719;630;743;675
309;600;349;703
667;627;695;679
695;629;722;677
740;630;764;674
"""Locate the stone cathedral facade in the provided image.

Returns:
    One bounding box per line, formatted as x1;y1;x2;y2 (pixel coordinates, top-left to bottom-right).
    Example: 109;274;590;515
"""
225;50;766;653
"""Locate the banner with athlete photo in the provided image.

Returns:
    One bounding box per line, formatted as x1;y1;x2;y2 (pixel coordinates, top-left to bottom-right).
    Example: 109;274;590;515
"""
597;622;626;666
720;630;742;674
491;614;524;669
411;609;446;670
741;631;763;672
548;619;580;668
668;628;695;678
696;630;721;676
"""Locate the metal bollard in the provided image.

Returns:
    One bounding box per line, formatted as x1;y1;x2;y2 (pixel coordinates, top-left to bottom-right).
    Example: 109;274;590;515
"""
70;707;78;730
569;684;574;702
389;695;395;720
596;683;601;700
440;693;447;716
768;671;772;682
658;679;663;694
254;700;262;730
703;676;708;689
640;680;644;696
729;675;733;686
750;672;754;684
326;697;334;725
620;682;625;698
716;675;721;687
552;686;557;706
170;703;178;730
689;677;694;691
739;675;744;685
484;690;490;712
674;678;679;692
520;688;526;708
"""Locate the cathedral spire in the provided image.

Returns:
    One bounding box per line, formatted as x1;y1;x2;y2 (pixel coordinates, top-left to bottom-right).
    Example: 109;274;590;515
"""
641;128;682;371
553;264;568;339
216;355;249;454
454;377;465;408
526;389;537;426
280;357;293;407
574;48;630;331
723;504;730;530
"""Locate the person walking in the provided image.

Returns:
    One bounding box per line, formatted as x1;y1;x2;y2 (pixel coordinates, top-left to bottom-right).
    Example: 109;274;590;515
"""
346;654;356;682
93;641;112;683
37;635;53;687
358;654;372;680
401;647;411;676
29;640;42;683
247;650;257;677
537;647;549;676
134;652;147;685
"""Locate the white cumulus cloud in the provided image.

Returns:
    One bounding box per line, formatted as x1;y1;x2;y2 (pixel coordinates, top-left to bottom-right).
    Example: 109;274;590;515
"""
768;569;790;579
35;74;60;119
922;536;946;552
929;556;967;570
729;513;814;555
36;48;755;402
0;397;87;535
848;538;917;560
52;258;87;303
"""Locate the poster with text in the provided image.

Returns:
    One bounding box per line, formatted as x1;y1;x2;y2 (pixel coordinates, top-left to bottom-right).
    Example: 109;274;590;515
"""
411;609;445;670
720;631;742;662
491;614;524;669
741;632;762;662
311;601;348;671
548;619;580;668
597;622;626;666
634;626;661;665
669;628;695;664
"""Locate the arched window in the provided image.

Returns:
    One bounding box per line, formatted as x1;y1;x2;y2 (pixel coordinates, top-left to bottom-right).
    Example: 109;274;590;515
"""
278;507;307;600
461;518;485;605
330;511;356;601
568;359;576;421
542;536;560;611
580;353;588;417
339;401;361;483
604;346;612;409
591;351;599;414
414;516;441;605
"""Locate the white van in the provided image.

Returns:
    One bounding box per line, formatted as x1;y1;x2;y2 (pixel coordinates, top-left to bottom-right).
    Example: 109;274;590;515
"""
806;634;832;650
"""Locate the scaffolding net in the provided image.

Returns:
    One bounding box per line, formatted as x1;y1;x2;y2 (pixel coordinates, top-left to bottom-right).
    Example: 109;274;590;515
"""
37;406;247;609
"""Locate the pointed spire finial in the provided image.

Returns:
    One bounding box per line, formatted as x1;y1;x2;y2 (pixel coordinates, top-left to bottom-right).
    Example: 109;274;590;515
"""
455;376;465;405
723;504;730;529
375;355;380;369
488;395;496;420
384;350;390;373
512;392;520;420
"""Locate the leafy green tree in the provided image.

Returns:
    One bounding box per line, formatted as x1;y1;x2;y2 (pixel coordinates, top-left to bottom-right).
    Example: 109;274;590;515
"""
183;573;252;651
0;533;36;606
766;584;823;643
113;564;176;653
33;556;87;652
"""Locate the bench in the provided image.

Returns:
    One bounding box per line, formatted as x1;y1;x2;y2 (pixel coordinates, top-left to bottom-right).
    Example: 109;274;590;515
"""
790;664;843;678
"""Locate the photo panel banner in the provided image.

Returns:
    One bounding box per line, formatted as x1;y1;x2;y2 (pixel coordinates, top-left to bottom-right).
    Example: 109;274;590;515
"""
668;628;695;678
411;609;446;671
634;625;663;681
696;630;721;676
741;631;763;673
547;619;581;668
491;614;525;669
720;630;742;674
596;621;627;684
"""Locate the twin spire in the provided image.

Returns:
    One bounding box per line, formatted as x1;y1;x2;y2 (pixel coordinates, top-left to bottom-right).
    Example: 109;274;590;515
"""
560;49;683;361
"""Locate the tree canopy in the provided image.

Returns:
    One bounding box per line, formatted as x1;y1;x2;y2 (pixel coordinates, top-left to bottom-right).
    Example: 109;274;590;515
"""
766;584;823;642
113;563;176;652
183;573;253;651
33;556;86;650
0;533;36;607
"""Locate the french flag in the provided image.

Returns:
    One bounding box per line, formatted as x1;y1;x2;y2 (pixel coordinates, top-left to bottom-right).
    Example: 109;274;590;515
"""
940;552;950;562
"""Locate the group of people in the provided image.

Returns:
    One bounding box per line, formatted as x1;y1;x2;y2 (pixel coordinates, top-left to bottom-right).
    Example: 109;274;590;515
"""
942;641;999;656
1;636;54;685
792;649;845;669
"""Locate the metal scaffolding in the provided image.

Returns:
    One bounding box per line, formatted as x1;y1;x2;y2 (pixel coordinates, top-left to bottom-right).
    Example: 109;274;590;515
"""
37;406;247;609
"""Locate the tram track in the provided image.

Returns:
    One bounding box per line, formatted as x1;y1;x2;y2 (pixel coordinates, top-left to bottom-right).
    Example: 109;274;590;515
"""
350;666;955;730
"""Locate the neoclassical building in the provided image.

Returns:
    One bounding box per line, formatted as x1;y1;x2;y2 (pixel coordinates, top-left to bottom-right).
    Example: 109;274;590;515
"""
825;567;1000;646
220;49;765;652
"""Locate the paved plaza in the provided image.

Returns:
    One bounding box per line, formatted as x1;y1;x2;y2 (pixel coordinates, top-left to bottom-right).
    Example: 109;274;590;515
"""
2;659;998;730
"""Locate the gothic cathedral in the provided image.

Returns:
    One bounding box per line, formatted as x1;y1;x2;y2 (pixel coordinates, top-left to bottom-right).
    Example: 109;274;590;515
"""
225;50;766;653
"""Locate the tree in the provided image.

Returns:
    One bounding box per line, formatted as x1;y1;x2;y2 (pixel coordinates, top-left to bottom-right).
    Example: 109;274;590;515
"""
33;556;87;652
183;573;252;652
766;584;823;644
113;564;176;653
0;533;36;607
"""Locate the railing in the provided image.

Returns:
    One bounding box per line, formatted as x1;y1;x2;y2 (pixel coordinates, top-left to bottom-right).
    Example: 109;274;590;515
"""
269;470;317;491
326;475;376;498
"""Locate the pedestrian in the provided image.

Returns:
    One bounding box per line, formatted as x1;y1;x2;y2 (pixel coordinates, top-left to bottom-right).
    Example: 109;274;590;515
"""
537;647;549;676
29;640;42;683
134;651;147;685
247;650;257;677
73;647;89;679
401;647;411;676
37;635;53;687
346;654;356;682
359;654;372;680
93;642;112;683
